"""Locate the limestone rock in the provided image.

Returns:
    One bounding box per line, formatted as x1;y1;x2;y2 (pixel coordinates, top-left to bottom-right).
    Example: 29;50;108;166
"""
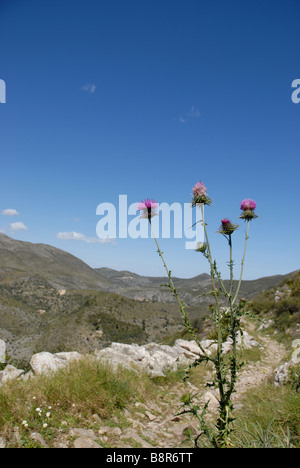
69;427;103;448
73;437;103;448
257;319;274;331
0;437;6;448
0;331;261;384
120;428;154;448
95;333;260;377
30;432;48;448
95;340;190;377
0;364;25;384
30;351;82;375
145;411;157;421
274;362;293;387
69;428;97;440
224;331;260;351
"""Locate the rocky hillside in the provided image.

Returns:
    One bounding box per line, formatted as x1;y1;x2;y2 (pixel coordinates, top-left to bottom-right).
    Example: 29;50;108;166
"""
0;233;110;290
0;279;185;363
94;267;293;304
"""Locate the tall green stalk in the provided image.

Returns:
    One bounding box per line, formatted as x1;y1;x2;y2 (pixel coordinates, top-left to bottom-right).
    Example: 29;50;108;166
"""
232;220;250;305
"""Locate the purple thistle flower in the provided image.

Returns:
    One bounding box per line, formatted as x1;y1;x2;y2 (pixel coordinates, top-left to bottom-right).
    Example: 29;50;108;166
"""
191;180;212;206
240;199;258;221
192;181;207;197
137;199;158;221
240;199;256;211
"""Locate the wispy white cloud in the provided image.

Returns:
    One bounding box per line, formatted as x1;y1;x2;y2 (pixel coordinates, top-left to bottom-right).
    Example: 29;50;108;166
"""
1;209;20;216
0;210;28;235
81;83;96;94
187;106;201;118
10;222;27;232
56;231;115;244
175;106;201;123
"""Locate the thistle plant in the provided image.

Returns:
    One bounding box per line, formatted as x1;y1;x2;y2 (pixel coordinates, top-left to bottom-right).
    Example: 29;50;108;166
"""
137;184;258;448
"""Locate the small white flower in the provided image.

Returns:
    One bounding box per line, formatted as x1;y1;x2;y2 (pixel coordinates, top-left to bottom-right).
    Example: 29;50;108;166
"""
35;407;42;412
43;423;48;428
22;420;27;425
46;412;51;418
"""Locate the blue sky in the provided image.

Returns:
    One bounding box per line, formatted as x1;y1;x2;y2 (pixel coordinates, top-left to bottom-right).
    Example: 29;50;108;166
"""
0;0;299;280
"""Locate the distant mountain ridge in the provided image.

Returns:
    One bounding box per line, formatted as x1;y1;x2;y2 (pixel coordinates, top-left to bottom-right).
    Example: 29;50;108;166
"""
0;233;110;290
0;233;295;303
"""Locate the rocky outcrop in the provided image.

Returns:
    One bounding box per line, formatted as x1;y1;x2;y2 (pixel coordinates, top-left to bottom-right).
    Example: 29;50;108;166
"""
94;331;260;377
0;331;261;385
0;351;82;386
94;340;197;377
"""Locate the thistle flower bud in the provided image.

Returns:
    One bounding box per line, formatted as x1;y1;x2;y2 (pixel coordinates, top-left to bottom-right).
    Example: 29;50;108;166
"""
218;218;239;235
195;242;208;254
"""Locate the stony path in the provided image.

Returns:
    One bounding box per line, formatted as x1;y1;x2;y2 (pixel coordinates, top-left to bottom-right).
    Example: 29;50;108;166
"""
233;334;286;398
123;334;286;448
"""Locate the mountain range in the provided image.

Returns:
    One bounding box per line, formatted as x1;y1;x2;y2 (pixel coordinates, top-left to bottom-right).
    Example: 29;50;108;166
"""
0;233;291;303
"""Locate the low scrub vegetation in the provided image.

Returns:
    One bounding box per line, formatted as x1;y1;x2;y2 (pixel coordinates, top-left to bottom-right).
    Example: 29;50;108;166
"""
248;271;300;341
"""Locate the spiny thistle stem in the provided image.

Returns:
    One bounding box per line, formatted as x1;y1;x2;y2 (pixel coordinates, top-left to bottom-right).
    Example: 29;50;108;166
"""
200;204;228;421
200;205;223;354
232;220;250;305
229;234;234;297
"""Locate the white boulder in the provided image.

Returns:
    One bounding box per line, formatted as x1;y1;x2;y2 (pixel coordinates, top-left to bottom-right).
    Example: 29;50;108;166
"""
0;364;25;384
30;351;82;375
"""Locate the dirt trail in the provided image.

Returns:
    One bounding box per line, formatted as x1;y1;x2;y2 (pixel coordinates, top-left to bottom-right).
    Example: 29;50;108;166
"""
116;329;287;448
233;333;286;398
